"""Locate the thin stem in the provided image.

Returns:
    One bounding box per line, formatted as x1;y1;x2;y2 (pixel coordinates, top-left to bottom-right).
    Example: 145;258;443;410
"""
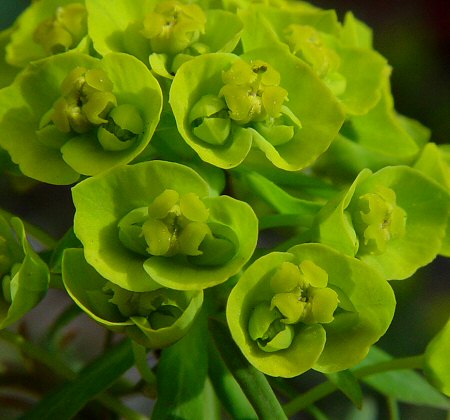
0;208;57;249
282;354;425;417
0;329;146;420
353;355;425;378
387;397;400;420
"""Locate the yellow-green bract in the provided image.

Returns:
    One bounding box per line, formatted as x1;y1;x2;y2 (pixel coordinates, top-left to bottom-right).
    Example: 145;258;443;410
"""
72;160;258;292
170;48;344;170
226;243;395;377
62;248;203;348
312;166;450;280
0;216;49;329
0;51;162;184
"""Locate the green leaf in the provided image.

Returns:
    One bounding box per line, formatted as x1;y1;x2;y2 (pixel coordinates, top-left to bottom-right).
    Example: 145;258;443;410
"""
355;346;449;409
325;370;363;409
49;227;82;274
86;0;151;62
209;317;288;420
0;216;50;329
424;317;450;397
152;307;209;420
315;86;421;181
234;168;322;226
413;143;450;256
0;28;20;88
208;336;258;420
19;339;134;420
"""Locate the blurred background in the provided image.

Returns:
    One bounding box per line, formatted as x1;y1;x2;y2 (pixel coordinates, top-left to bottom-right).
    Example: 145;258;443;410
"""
0;1;449;419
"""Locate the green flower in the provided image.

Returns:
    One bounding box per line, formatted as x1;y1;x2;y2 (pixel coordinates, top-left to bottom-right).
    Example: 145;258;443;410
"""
86;0;243;78
226;243;395;377
312;166;450;280
0;51;162;184
238;4;389;116
170;48;344;170
0;216;49;329
72;160;258;291
413;143;450;256
62;248;203;348
5;0;89;68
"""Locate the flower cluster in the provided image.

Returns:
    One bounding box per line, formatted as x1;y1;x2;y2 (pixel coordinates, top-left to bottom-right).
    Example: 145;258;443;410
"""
0;0;448;400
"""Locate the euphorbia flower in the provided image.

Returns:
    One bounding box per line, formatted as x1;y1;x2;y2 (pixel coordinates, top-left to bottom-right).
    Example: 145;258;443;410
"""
5;0;89;68
85;0;243;78
0;51;163;184
312;166;450;280
413;143;450;256
0;216;49;329
238;4;389;116
226;243;395;377
170;48;344;170
62;248;203;348
72;160;258;291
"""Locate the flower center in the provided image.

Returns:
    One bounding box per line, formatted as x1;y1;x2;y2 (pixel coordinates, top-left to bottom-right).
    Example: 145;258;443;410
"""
37;67;143;151
354;186;407;255
33;3;87;55
141;0;206;55
248;260;339;353
219;59;288;125
118;189;211;258
106;283;187;329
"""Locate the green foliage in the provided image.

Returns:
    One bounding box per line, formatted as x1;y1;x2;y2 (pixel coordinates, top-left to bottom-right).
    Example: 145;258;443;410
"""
0;0;448;418
0;215;49;329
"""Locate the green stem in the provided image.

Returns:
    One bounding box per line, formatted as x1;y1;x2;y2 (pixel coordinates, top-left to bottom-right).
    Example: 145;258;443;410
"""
131;341;157;386
209;317;287;420
283;354;425;417
0;208;58;249
0;329;145;420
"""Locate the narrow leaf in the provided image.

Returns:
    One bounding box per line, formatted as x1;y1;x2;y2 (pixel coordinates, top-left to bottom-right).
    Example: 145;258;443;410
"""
20;339;134;420
152;308;208;419
354;347;449;409
325;370;363;408
208;336;257;419
209;317;287;420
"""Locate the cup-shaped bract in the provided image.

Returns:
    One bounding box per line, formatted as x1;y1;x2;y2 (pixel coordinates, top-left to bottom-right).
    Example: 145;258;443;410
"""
414;143;450;256
0;29;21;89
62;248;203;348
0;216;50;329
238;4;389;116
312;166;450;280
170;48;344;170
72;160;258;291
226;243;395;377
5;0;89;68
314;86;424;182
86;0;243;78
0;51;163;184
